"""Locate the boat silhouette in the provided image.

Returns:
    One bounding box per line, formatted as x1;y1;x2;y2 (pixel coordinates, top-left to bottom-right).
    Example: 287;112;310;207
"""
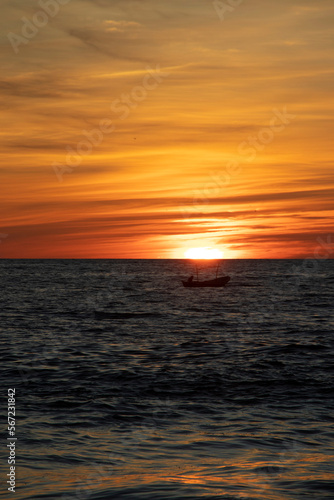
182;275;230;288
182;259;230;288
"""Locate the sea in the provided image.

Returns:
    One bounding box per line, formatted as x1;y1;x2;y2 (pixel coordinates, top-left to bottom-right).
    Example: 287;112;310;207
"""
0;259;333;500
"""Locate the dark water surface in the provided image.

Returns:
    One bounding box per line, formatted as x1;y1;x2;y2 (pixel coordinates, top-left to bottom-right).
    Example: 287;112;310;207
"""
1;259;334;499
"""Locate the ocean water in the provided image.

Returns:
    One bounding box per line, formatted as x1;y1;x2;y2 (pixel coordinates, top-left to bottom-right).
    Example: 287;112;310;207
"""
0;259;334;500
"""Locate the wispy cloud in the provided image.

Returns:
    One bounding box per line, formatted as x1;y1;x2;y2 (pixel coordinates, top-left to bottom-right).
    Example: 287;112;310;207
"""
104;19;141;32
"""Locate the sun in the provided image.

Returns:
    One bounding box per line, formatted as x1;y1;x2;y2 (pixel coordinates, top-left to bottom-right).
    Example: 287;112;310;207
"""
184;247;224;259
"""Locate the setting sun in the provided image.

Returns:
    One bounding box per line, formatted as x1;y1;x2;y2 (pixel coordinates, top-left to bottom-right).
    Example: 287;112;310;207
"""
184;247;224;259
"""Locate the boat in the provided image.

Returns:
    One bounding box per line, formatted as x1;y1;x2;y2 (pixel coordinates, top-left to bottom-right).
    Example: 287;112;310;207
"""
182;257;230;288
182;276;230;288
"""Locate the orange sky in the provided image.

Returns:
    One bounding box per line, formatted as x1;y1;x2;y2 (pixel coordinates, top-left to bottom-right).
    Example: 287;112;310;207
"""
1;0;333;258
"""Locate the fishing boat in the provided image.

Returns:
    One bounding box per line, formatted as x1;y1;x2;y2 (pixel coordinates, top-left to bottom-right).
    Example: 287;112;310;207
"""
182;275;230;288
182;259;230;288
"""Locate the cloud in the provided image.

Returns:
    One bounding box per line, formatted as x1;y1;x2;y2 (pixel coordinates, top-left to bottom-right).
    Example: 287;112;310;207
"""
0;73;64;99
213;188;334;207
67;26;151;62
104;20;141;32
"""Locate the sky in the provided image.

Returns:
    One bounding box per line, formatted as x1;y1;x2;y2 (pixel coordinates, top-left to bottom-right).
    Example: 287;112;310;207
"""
1;0;333;258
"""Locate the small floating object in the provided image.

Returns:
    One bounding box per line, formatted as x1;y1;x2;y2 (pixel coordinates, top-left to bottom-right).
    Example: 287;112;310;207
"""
182;254;231;288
